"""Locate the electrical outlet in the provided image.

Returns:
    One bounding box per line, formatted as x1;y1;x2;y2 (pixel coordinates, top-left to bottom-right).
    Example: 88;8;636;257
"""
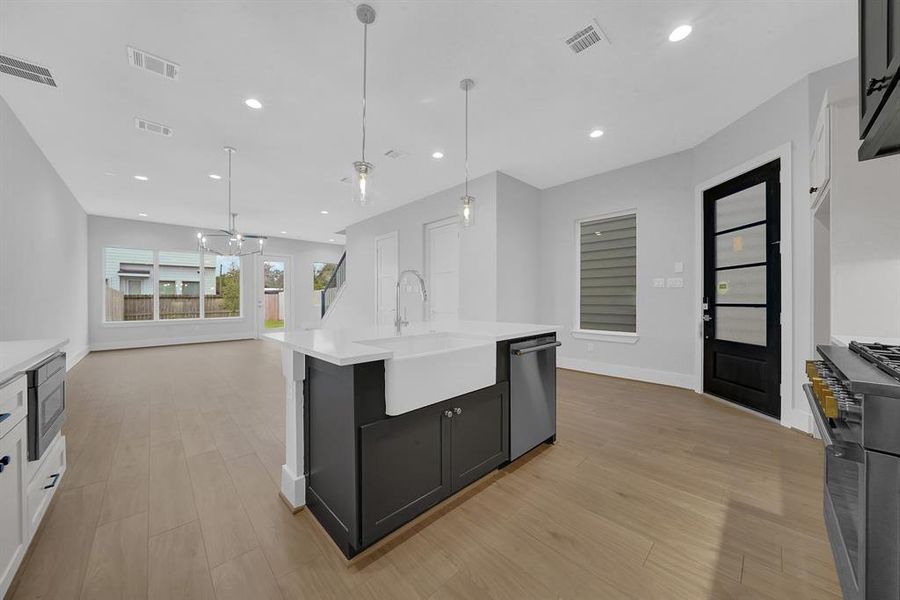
653;278;665;288
674;261;684;273
666;277;684;288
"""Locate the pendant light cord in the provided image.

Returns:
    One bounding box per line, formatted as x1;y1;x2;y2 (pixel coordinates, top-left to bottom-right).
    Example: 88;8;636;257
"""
361;22;368;163
227;149;233;231
464;84;469;198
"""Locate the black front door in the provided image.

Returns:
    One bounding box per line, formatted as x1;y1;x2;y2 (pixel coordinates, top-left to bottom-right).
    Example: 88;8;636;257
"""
703;159;781;418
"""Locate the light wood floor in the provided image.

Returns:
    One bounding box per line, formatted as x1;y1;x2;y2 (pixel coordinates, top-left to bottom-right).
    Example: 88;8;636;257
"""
6;340;838;600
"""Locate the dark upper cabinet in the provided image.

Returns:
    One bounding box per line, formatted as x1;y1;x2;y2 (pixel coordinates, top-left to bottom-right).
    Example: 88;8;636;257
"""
859;0;900;160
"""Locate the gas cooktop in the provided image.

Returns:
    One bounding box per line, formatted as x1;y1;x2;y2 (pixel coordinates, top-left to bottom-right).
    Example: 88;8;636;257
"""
849;341;900;383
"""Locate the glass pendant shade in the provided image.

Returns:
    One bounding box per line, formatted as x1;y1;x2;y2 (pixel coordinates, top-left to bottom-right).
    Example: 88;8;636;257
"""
460;195;475;227
353;160;373;206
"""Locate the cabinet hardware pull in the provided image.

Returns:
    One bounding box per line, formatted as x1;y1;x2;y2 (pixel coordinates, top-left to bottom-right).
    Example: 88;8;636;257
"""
511;341;562;356
454;407;462;415
866;75;891;96
0;455;9;474
443;410;453;418
43;473;60;490
809;186;818;194
0;413;10;424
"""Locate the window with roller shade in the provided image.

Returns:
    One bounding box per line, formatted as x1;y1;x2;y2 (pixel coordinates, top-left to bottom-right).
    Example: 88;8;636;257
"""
578;213;637;333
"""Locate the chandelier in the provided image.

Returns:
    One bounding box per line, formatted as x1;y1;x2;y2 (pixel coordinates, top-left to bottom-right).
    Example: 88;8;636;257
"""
197;146;266;256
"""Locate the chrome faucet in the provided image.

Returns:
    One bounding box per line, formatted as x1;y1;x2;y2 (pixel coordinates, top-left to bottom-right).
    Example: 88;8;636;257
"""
395;269;428;335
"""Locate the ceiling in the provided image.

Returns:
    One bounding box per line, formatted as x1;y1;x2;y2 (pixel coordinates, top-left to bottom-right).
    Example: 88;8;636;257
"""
0;1;856;244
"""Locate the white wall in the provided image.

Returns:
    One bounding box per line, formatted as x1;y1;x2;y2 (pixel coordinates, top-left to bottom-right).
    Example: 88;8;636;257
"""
497;173;541;323
0;95;89;367
329;173;498;329
539;151;697;388
828;97;900;339
88;216;342;350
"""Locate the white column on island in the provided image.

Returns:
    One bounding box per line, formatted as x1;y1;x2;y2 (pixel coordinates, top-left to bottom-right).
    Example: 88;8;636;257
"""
280;348;306;510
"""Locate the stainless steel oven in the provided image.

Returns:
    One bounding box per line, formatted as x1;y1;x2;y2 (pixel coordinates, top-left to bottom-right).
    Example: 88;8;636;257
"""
26;352;66;461
806;344;900;600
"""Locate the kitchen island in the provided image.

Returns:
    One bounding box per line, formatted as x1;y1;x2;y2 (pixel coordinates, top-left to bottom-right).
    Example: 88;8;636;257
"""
266;320;559;558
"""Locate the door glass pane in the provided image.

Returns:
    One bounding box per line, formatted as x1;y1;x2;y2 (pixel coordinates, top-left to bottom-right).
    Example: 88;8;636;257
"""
205;256;241;318
159;251;201;319
263;260;285;330
716;266;766;304
715;182;765;232
716;224;766;268
104;247;154;321
716;306;766;346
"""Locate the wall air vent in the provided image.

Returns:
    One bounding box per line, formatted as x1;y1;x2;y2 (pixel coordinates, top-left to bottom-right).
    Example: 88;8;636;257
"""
564;21;609;54
134;117;173;137
384;149;409;159
0;54;57;87
127;46;179;81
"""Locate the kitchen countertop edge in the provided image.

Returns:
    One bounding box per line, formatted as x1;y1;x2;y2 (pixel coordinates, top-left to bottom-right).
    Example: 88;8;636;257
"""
0;338;69;385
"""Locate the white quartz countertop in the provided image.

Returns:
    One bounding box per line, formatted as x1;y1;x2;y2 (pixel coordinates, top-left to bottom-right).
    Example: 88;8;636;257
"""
830;335;900;347
265;321;559;366
0;338;68;384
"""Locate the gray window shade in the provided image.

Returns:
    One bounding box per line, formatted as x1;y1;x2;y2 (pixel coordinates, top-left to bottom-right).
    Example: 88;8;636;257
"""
579;214;636;332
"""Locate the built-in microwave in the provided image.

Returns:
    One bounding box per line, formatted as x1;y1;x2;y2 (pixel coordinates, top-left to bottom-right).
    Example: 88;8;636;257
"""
26;352;66;461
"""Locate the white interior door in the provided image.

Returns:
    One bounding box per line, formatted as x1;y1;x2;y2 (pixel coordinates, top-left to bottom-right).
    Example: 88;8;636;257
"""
426;217;460;321
375;232;399;326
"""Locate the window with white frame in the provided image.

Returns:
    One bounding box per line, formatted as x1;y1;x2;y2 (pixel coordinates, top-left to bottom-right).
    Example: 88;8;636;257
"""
103;247;241;322
577;212;637;333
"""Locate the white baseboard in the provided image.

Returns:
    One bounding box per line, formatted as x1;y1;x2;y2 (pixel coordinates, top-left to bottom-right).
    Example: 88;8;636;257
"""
281;465;306;510
66;345;90;371
557;356;694;390
90;333;254;352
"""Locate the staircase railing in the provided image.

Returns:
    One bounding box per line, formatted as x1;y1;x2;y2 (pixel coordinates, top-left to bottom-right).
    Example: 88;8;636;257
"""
321;252;346;318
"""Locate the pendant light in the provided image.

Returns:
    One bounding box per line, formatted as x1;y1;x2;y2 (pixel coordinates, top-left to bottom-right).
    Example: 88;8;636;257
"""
196;146;266;256
352;4;376;206
459;78;475;227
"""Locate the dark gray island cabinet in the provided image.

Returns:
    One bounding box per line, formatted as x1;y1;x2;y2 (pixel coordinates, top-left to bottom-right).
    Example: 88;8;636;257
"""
301;333;552;559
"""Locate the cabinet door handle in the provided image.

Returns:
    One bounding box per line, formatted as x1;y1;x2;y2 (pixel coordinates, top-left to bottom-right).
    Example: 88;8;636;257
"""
0;455;9;474
443;410;453;418
809;186;818;194
43;473;60;490
866;75;892;96
454;407;462;415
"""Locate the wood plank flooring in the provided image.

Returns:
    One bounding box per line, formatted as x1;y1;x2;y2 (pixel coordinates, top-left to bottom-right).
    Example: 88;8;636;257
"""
6;340;838;599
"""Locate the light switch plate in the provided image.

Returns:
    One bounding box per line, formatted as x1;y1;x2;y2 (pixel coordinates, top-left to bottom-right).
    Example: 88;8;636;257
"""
674;262;684;273
666;277;684;288
653;278;666;288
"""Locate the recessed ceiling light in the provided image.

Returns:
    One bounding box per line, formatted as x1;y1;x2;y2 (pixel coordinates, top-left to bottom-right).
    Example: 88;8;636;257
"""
209;174;221;180
668;24;692;42
134;175;149;181
589;129;604;138
138;212;148;217
329;238;335;242
432;151;444;159
104;171;116;176
244;98;263;109
320;210;329;215
280;230;287;234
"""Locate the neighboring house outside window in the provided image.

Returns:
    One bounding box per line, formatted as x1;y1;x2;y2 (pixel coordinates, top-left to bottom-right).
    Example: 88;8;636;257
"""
576;212;637;335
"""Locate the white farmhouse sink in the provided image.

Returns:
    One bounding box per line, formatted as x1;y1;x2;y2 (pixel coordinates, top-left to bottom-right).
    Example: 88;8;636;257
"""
358;332;496;416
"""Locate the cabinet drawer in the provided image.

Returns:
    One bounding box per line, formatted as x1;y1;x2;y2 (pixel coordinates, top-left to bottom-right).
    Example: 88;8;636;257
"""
0;419;28;600
26;433;65;537
0;375;27;439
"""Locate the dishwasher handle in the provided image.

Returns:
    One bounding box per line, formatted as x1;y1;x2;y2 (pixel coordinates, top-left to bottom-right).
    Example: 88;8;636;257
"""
512;341;561;356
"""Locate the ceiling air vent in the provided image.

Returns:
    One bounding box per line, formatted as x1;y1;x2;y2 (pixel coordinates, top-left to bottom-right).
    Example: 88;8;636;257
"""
127;46;179;81
0;54;57;87
564;21;609;54
134;117;173;137
384;149;409;159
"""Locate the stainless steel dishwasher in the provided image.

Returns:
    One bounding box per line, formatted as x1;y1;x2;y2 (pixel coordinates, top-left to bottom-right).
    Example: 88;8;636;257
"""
509;336;560;461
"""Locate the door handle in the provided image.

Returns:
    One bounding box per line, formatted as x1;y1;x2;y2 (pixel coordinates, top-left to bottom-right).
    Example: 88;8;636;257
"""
702;314;712;322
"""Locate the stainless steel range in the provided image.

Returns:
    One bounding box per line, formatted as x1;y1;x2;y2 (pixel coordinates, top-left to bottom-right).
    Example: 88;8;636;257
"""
805;342;900;600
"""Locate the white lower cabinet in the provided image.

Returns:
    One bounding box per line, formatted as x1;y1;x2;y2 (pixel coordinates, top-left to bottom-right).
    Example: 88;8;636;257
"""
26;434;66;535
0;417;28;600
